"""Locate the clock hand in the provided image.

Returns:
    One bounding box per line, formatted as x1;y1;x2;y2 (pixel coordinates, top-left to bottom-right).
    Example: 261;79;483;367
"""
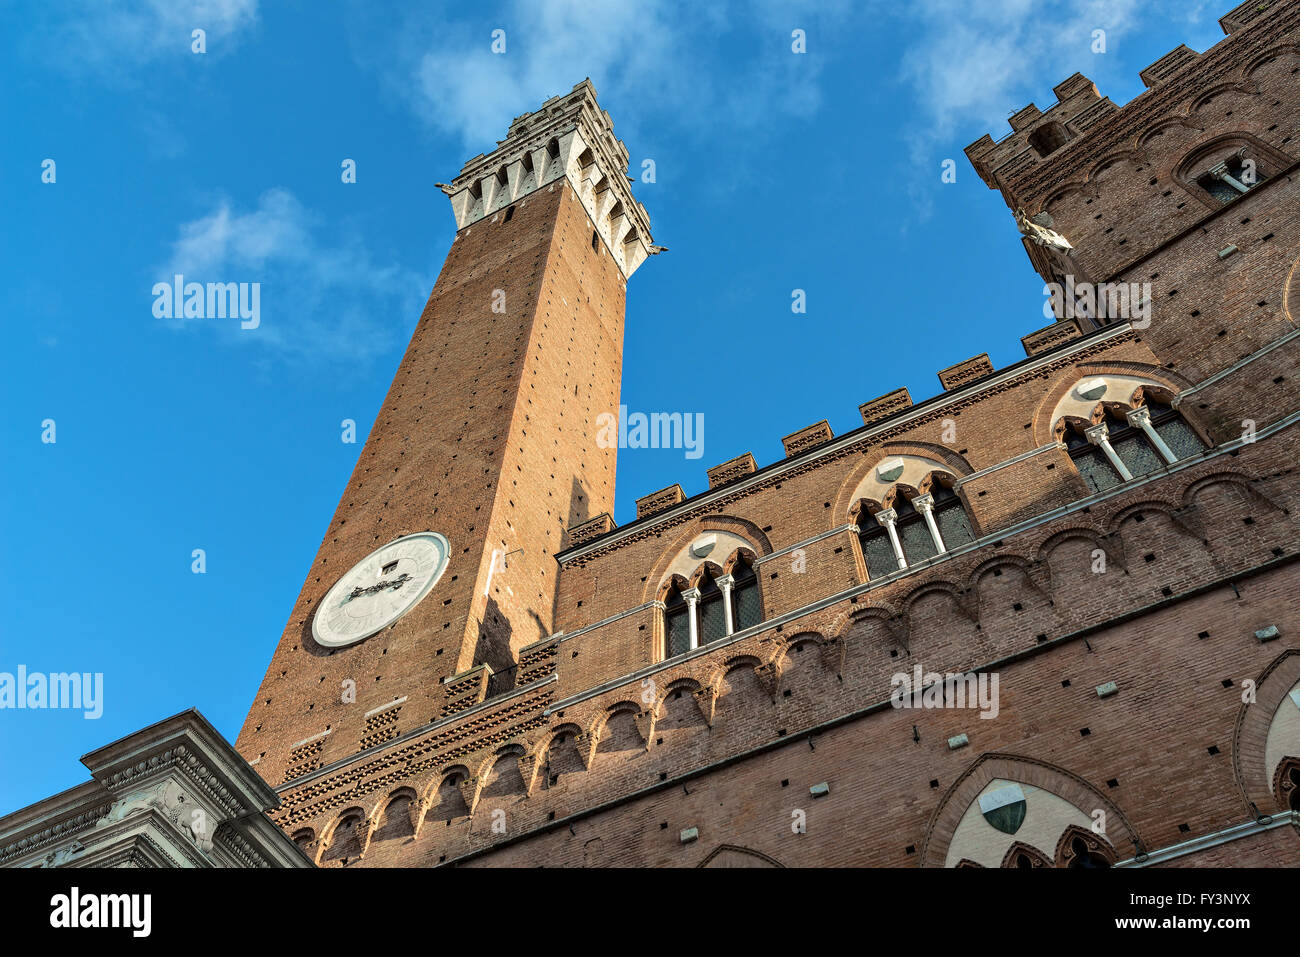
342;573;413;603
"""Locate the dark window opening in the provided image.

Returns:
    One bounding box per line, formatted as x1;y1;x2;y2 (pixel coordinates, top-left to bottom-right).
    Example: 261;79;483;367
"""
731;556;762;631
1067;837;1111;869
1029;121;1069;159
663;587;690;660
697;572;726;646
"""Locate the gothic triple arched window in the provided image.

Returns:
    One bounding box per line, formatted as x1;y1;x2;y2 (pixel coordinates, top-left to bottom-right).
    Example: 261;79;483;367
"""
1062;394;1206;494
857;480;976;581
661;553;762;660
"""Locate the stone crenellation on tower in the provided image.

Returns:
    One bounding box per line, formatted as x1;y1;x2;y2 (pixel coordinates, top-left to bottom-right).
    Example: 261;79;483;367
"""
237;5;1300;868
443;79;657;279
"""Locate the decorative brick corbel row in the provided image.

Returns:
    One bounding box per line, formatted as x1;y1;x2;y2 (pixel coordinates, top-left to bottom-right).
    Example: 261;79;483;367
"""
574;728;601;769
457;774;486;816
693;685;719;727
633;709;657;749
754;661;782;700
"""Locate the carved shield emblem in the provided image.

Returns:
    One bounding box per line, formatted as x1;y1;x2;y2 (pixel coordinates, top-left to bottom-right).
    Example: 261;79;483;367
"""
876;457;905;483
979;783;1027;835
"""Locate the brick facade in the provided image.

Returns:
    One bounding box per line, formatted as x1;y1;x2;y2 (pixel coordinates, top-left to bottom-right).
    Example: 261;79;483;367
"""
239;6;1300;867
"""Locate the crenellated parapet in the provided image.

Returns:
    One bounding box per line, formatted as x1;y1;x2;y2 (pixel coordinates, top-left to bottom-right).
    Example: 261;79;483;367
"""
966;0;1299;209
441;78;658;279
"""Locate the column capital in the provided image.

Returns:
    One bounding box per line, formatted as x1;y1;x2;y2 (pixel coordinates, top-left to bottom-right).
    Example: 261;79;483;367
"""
874;508;899;527
1084;422;1111;446
1125;406;1153;428
715;574;735;590
911;493;935;514
682;587;701;603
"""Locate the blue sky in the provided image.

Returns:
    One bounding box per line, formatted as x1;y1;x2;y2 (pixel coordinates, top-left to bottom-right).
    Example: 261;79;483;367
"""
0;0;1232;814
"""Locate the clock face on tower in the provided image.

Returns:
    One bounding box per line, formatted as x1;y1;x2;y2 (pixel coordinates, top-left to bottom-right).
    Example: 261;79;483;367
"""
311;532;450;648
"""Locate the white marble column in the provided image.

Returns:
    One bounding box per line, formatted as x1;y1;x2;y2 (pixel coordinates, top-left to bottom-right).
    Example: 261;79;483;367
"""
1126;406;1177;464
875;508;908;571
683;587;701;650
1208;161;1249;194
1085;422;1134;481
717;574;736;636
912;494;947;554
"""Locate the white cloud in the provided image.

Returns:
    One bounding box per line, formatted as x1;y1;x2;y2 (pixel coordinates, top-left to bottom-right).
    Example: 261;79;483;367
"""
357;0;851;154
37;0;258;75
899;0;1145;147
160;189;427;365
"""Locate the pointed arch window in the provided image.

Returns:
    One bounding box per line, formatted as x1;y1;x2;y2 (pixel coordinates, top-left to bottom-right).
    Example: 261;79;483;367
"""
1066;837;1111;868
1066;398;1206;493
858;483;976;579
659;554;764;660
697;571;727;645
932;486;976;552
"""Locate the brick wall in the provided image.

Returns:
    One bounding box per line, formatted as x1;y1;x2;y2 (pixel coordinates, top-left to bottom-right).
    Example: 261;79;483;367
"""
248;2;1300;868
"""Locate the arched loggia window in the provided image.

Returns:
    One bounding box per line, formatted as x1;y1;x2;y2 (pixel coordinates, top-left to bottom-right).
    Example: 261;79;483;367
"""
659;553;764;660
1065;398;1206;494
857;482;976;580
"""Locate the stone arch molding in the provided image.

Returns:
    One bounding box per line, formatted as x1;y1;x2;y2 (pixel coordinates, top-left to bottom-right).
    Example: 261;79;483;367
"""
846;458;959;517
643;514;771;604
1041;372;1179;441
921;753;1139;868
1232;650;1300;816
697;844;784;867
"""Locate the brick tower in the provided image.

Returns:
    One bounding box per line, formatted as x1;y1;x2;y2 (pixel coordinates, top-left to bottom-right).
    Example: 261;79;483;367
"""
235;80;656;786
242;2;1300;870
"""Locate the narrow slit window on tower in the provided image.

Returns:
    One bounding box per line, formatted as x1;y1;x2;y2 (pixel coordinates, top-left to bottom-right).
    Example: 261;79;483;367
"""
591;230;600;253
503;205;514;223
